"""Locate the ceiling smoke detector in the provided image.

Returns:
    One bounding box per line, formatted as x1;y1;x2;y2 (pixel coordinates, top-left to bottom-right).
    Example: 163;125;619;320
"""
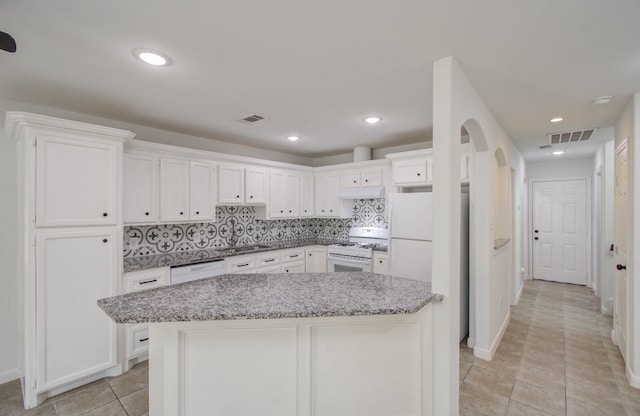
548;129;596;145
238;114;267;124
592;96;612;105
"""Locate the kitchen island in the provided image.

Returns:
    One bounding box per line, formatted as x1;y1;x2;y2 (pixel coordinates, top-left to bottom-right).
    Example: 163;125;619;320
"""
98;272;442;416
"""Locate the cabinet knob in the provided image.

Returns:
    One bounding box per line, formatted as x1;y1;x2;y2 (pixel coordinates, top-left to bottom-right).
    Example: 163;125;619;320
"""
365;179;369;182
304;210;307;212
102;238;108;243
289;210;292;213
250;195;254;199
196;211;200;215
379;260;383;263
236;195;240;198
330;209;333;212
617;264;627;270
321;210;325;212
102;212;108;217
280;210;284;213
534;237;539;240
353;180;357;183
417;173;421;176
145;212;150;216
180;212;184;215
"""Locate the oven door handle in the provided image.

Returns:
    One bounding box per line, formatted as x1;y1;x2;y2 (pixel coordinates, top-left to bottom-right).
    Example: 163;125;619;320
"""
327;254;372;264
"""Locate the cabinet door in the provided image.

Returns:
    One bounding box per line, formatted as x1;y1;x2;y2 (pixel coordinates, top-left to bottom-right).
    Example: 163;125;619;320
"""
340;170;361;188
160;158;190;222
269;171;286;218
326;173;341;216
392;158;429;186
283;173;300;217
282;260;306;273
305;247;327;273
373;252;388;275
190;161;215;221
245;167;268;204
300;174;314;217
218;164;244;204
36;228;118;392
123;153;158;224
315;174;329;216
36;134;119;227
361;167;383;187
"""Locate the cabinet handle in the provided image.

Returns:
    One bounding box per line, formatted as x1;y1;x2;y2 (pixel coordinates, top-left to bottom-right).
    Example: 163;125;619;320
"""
330;209;333;212
236;195;240;198
139;337;149;342
264;259;275;263
180;212;184;215
289;254;299;258
321;210;325;212
102;212;108;217
308;253;312;256
417;173;421;176
304;210;307;213
379;260;383;264
238;263;250;267
139;279;158;285
353;180;357;183
285;269;290;272
102;238;108;243
289;210;292;213
365;179;369;182
250;195;254;199
195;211;200;215
145;212;150;216
280;210;284;213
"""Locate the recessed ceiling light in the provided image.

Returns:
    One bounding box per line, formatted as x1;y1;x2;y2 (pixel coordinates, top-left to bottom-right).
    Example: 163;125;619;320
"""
133;49;171;66
550;117;564;123
364;116;382;124
287;136;300;142
552;150;565;156
592;96;612;105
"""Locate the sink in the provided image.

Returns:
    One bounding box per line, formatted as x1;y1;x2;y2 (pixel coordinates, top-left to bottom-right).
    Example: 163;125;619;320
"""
217;244;271;255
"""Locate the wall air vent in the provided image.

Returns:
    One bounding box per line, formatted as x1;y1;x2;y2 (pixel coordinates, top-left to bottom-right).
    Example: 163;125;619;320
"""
238;114;267;124
548;129;596;145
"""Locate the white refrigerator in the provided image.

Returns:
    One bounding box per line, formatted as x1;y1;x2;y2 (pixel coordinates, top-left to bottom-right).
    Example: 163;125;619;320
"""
388;192;469;341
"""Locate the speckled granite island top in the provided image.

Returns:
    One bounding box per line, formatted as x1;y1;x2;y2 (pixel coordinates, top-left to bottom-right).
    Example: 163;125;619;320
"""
98;272;442;323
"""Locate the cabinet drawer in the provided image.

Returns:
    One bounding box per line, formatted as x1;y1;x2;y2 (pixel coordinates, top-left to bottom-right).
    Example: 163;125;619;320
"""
127;324;149;358
282;260;306;273
256;252;281;268
124;268;170;293
256;264;281;273
280;248;305;263
226;254;256;273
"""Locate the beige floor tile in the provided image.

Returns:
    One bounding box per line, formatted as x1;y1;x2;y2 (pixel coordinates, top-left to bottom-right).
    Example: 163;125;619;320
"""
510;380;565;416
566;396;627;416
55;381;117;416
464;364;516;397
516;361;565;389
119;387;149;416
460;360;473;382
0;379;23;402
460;381;509;416
566;377;624;410
0;394;57;416
79;400;127;416
506;400;554;416
106;362;148;398
565;361;616;388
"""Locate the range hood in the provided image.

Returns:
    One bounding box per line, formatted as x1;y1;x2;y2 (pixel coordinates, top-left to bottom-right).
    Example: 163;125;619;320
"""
336;186;385;200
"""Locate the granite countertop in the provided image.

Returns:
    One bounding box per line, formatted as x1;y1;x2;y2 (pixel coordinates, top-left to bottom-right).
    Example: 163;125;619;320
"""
123;238;388;273
98;272;442;323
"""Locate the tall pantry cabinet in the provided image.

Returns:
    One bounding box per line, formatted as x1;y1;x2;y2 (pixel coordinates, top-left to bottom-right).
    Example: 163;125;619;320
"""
6;112;134;408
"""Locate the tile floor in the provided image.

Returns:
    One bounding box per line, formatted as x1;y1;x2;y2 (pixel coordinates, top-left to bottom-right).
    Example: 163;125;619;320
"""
0;361;148;416
460;279;640;415
2;279;639;415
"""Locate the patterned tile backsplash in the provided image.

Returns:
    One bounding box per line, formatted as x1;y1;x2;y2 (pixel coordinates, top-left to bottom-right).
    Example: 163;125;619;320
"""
123;198;387;258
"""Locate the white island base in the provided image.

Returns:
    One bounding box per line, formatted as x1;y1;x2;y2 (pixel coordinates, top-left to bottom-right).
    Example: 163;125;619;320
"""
148;305;433;416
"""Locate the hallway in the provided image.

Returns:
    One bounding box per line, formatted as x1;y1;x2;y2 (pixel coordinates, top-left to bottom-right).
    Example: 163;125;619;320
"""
460;279;640;415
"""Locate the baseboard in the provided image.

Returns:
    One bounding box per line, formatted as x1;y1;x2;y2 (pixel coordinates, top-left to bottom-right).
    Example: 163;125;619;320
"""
474;312;510;361
466;337;475;349
626;365;640;389
514;283;524;305
0;368;20;384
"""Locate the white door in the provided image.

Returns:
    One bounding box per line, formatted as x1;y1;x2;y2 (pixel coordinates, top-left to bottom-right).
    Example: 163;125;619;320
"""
532;179;588;285
36;134;119;227
36;228;118;391
189;161;215;221
614;141;629;359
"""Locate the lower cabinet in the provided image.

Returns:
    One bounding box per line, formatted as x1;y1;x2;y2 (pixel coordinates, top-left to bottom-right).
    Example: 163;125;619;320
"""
123;267;170;360
305;246;328;272
373;251;388;275
226;254;257;274
35;228;119;393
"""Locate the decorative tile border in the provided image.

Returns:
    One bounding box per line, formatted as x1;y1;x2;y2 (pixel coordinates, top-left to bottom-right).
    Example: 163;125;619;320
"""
123;199;387;258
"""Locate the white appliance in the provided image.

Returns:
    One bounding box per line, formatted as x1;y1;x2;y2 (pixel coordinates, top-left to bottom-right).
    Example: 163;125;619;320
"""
388;192;469;341
170;259;226;284
327;227;388;273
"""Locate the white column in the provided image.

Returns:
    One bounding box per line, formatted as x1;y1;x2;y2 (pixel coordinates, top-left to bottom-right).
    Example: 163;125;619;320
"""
431;57;461;415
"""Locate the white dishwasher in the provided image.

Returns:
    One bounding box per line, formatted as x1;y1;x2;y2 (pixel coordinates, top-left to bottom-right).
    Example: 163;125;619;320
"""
170;259;226;284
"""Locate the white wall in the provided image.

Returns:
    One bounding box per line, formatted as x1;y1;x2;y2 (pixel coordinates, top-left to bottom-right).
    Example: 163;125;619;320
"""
614;93;640;385
431;57;526;414
527;157;595;179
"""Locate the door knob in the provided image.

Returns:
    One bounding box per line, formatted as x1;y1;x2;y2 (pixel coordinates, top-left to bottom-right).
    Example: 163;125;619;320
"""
617;264;627;270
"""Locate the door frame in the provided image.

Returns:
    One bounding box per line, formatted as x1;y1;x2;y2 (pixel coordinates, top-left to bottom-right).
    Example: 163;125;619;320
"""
528;176;592;285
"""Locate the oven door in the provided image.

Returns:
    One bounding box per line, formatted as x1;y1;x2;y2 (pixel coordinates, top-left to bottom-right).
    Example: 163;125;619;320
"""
327;254;372;273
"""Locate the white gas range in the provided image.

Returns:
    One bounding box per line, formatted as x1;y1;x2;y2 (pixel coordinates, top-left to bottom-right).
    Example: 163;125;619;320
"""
327;227;388;273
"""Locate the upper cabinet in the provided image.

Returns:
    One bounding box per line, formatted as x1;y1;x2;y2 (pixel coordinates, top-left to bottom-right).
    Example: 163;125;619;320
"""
269;170;300;218
218;164;268;205
392;157;432;186
36;134;120;227
340;167;383;189
315;172;344;217
300;173;314;217
124;152;158;224
159;158;215;222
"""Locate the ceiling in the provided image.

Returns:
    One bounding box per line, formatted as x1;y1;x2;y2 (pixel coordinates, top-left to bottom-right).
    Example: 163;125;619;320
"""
1;1;639;161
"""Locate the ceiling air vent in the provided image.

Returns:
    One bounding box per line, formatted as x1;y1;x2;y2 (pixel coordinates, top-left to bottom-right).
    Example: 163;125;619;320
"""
238;114;267;124
548;129;596;145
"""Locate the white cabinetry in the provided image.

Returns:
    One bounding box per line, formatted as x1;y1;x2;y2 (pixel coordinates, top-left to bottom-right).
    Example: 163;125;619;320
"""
225;254;257;273
270;170;300;218
218;164;268;205
36;229;119;392
373;251;388;275
123;152;158;224
392;157;432;186
340;167;383;188
160;158;215;222
6;112;133;408
305;246;327;272
315;172;348;217
36;134;119;227
280;248;306;273
300;174;314;217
